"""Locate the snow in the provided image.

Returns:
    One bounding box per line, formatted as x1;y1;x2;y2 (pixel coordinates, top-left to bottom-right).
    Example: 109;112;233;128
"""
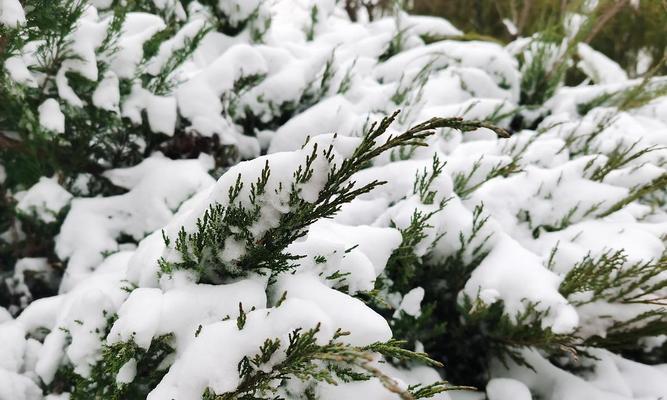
486;378;532;400
534;219;665;267
37;100;65;134
3;1;667;399
4;56;36;87
109;13;166;78
20;251;133;383
319;362;452;400
493;348;667;400
107;279;266;351
577;43;628;84
375;40;521;102
286;220;402;293
463;234;579;334
268;96;358;153
273;273;392;346
146;299;337;399
0;369;41;400
306;220;402;275
145;18;208;76
394;287;425;318
502;19;518;36
146;93;177;135
405;15;462;38
218;0;263;27
59;5;108;82
92;71;120;111
0;308;10;324
0;321;26;372
56;154;214;291
177;44;267;121
0;0;25;27
115;359;137;384
16;177;72;223
153;134;361;280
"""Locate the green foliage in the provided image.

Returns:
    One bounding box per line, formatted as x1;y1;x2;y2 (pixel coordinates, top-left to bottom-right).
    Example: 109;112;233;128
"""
410;0;667;76
385;240;667;386
192;1;270;39
584;141;663;182
222;73;266;121
518;38;566;106
379;10;409;62
412;0;664;116
144;25;212;95
0;0;85;187
368;144;659;387
560;250;667;306
0;0;238;309
598;173;667;217
370;197;503;386
0;206;67;313
463;297;578;371
0;0;202;192
379;156;450;297
413;155;447;205
49;313;174;400
452;157;520;199
515;2;597;107
236;51;342;136
114;0;185;24
578;75;667;116
391;61;433;124
159;112;506;283
376;172;666;385
306;4;319;41
203;324;456;400
584;309;667;358
336;59;357;95
0;0;263;194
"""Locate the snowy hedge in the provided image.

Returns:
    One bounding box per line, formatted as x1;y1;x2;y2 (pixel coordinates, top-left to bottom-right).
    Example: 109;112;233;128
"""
1;1;667;400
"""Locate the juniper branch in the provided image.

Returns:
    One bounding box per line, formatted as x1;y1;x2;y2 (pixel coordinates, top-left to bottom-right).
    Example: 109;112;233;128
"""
597;173;667;217
205;324;445;400
161;111;509;282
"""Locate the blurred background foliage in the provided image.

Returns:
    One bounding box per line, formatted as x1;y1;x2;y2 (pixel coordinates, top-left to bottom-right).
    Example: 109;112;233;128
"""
408;0;667;77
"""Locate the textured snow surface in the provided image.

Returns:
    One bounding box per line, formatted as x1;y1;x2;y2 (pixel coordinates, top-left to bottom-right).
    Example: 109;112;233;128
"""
16;177;72;223
2;0;667;399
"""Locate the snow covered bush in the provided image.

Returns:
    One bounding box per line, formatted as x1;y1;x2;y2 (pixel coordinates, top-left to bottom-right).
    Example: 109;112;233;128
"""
1;0;667;399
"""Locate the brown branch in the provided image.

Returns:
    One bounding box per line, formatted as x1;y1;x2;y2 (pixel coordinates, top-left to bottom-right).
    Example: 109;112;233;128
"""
0;132;22;150
584;0;630;44
517;0;534;34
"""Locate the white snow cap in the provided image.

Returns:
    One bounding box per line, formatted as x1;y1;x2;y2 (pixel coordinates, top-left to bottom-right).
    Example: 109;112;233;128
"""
487;378;532;400
92;71;121;112
16;177;72;223
463;234;579;334
394;287;425;318
0;0;26;27
37;99;65;134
